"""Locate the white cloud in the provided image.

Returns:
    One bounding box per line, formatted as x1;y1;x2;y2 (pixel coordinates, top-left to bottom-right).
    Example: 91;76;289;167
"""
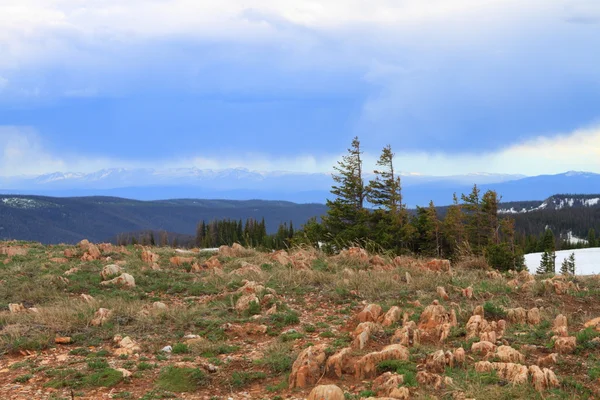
2;124;600;177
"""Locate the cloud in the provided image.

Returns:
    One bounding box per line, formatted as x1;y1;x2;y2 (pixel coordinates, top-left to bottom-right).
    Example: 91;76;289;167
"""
2;124;600;177
0;126;116;176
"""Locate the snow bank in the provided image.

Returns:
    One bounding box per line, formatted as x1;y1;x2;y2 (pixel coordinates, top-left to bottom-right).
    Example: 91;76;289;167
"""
525;248;600;276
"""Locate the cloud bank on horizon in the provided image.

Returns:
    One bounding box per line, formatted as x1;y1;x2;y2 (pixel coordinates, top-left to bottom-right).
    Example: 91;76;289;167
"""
0;0;599;177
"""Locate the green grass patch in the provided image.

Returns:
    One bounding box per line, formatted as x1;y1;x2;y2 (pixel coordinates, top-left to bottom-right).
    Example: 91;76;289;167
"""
156;366;207;392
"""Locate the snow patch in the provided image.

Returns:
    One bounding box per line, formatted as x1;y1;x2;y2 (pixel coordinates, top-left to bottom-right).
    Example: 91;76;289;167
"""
1;197;46;209
525;247;600;275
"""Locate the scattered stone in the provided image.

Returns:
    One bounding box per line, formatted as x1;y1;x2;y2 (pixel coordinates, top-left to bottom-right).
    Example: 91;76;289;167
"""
554;336;577;354
289;344;328;388
141;250;160;264
100;273;135;288
100;264;122;280
462;286;473;299
116;368;132;378
352;322;382;349
170;256;195;266
391;320;421;347
355;344;410;379
471;341;496;356
405;272;413;284
474;361;528;384
307;384;345;400
153;302;167;310
527;307;541;325
537;353;558;368
160;346;173;353
495;346;525;363
583;316;600;332
114;336;141;356
80;293;96;304
424;259;451;272
8;303;26;313
381;306;402;327
372;372;409;398
325;347;353;378
553;314;568;337
417;371;453;389
91;308;112;326
529;365;560;392
437;286;450;300
54;337;72;344
358;304;383;323
235;293;259;313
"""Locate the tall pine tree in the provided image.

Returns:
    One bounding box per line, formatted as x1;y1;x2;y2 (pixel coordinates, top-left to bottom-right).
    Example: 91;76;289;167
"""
323;136;368;246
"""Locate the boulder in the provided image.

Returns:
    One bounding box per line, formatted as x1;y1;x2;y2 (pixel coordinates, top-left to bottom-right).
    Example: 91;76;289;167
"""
537;353;558;368
141;250;159;264
507;308;527;324
474;361;528;384
100;264;122;280
453;347;466;364
418;301;457;342
358;304;383;323
553;314;568;337
554;336;576;354
495;346;525;363
529;365;559;392
289;344;328;388
426;349;454;372
325;347;353;378
381;306;402;327
355;344;410;379
373;372;409;398
352;322;382;350
391;320;421;347
235;294;259;313
100;273;135;288
471;341;496;356
0;246;28;257
370;255;386;266
583;316;600;332
270;250;293;266
416;371;452;389
307;385;345;400
527;308;541;325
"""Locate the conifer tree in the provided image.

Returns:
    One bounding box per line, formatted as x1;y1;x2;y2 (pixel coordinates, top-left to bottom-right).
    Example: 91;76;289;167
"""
442;193;464;258
323;136;367;245
461;185;483;253
588;228;597;248
367;144;402;214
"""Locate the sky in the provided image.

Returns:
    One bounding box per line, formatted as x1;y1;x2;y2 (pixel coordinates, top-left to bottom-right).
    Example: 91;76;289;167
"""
1;0;600;177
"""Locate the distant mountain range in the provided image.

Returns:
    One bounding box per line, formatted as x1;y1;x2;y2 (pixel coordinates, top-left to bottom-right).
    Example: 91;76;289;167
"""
0;192;598;244
1;168;600;207
0;196;327;244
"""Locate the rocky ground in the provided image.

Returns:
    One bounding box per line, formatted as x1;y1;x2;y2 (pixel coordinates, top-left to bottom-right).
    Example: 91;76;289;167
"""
1;241;600;400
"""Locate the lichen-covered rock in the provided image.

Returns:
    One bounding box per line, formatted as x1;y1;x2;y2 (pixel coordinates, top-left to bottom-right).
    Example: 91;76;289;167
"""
507;307;527;324
141;250;159;264
462;286;473;299
169;256;195;266
8;303;26;313
426;349;455;372
235;294;259;313
583;316;600;332
289;344;328;388
424;259;451;272
527;307;541;325
418;301;457;342
114;336;141;356
355;344;410;379
453;347;466;365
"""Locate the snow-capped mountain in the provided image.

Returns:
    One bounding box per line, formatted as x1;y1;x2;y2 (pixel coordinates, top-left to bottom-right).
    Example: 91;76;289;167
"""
499;194;600;214
1;169;599;206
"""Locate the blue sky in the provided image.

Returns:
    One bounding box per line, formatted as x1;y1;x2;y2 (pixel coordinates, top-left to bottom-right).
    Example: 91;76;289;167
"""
1;0;600;177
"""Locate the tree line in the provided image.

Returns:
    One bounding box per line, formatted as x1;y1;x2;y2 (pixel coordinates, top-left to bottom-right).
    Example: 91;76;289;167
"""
293;137;525;271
